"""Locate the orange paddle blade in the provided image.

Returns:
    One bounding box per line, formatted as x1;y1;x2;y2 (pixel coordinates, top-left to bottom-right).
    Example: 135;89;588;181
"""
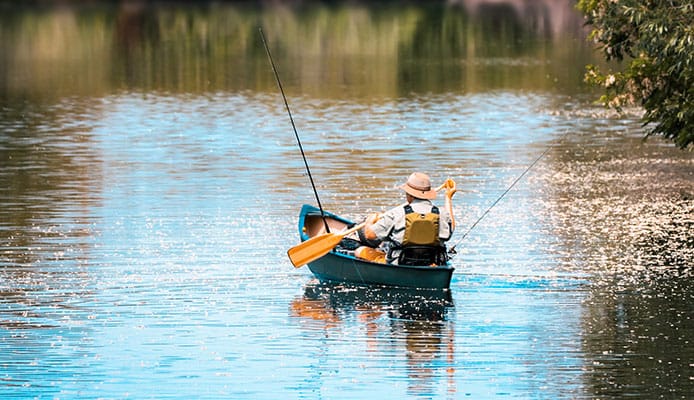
288;222;366;268
287;233;345;268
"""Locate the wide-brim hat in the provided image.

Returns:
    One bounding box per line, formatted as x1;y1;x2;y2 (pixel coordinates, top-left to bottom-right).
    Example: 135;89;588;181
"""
399;172;437;200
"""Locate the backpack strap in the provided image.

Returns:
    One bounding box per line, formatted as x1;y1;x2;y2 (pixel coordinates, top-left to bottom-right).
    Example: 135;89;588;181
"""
404;204;439;214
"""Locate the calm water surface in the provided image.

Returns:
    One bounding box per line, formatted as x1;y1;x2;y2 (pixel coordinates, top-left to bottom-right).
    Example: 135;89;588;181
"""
1;1;692;399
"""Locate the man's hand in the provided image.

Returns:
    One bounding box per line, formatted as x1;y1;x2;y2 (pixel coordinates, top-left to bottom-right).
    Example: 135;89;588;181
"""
366;212;381;225
363;212;381;242
443;178;457;199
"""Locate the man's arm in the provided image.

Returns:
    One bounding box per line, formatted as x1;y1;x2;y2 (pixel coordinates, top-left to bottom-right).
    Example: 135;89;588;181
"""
362;213;381;241
444;179;456;231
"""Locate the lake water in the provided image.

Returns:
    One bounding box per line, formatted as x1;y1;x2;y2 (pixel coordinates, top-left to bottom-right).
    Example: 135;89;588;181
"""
1;1;692;399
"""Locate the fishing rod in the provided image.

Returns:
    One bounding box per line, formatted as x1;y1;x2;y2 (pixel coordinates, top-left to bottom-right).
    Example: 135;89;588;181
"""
447;132;568;256
259;27;331;233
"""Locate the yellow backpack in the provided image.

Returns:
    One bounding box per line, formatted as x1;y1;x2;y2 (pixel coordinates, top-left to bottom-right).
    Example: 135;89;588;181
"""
401;205;440;246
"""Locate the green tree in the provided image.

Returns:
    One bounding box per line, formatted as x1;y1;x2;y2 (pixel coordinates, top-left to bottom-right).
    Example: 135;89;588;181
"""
577;0;693;149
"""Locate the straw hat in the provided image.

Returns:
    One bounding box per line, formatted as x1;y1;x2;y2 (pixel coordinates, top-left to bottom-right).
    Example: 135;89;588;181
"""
400;172;437;200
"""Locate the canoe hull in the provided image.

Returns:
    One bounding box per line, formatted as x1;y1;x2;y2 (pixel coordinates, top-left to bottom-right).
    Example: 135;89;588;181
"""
307;252;454;289
297;204;454;289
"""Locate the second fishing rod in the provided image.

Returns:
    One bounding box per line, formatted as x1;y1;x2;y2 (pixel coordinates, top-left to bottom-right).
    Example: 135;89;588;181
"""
446;130;568;257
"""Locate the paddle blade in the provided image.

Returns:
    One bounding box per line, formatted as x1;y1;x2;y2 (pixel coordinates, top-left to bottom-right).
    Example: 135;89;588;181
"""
287;233;344;268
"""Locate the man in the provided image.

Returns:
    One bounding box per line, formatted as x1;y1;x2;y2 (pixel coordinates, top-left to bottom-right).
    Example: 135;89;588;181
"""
355;172;456;265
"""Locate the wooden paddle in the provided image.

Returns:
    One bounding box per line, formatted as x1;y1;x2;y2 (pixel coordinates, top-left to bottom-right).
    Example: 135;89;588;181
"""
288;222;366;268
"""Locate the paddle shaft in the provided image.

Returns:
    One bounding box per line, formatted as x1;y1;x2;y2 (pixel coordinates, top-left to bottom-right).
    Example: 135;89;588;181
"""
259;27;331;233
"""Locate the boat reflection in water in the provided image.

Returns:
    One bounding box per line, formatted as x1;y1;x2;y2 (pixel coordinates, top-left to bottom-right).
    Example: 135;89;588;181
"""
293;280;454;321
290;281;457;396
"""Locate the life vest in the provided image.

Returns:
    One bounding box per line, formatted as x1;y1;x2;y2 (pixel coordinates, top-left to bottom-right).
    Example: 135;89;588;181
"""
401;204;440;247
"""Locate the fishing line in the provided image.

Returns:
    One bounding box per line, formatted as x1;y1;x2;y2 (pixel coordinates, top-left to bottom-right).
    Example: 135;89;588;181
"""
448;131;569;256
259;27;331;233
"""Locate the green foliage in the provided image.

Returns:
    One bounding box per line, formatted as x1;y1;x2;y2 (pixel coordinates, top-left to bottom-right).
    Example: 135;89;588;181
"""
577;0;694;149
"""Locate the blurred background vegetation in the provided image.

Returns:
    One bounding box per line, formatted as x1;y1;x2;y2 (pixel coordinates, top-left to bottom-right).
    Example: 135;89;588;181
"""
0;0;599;101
